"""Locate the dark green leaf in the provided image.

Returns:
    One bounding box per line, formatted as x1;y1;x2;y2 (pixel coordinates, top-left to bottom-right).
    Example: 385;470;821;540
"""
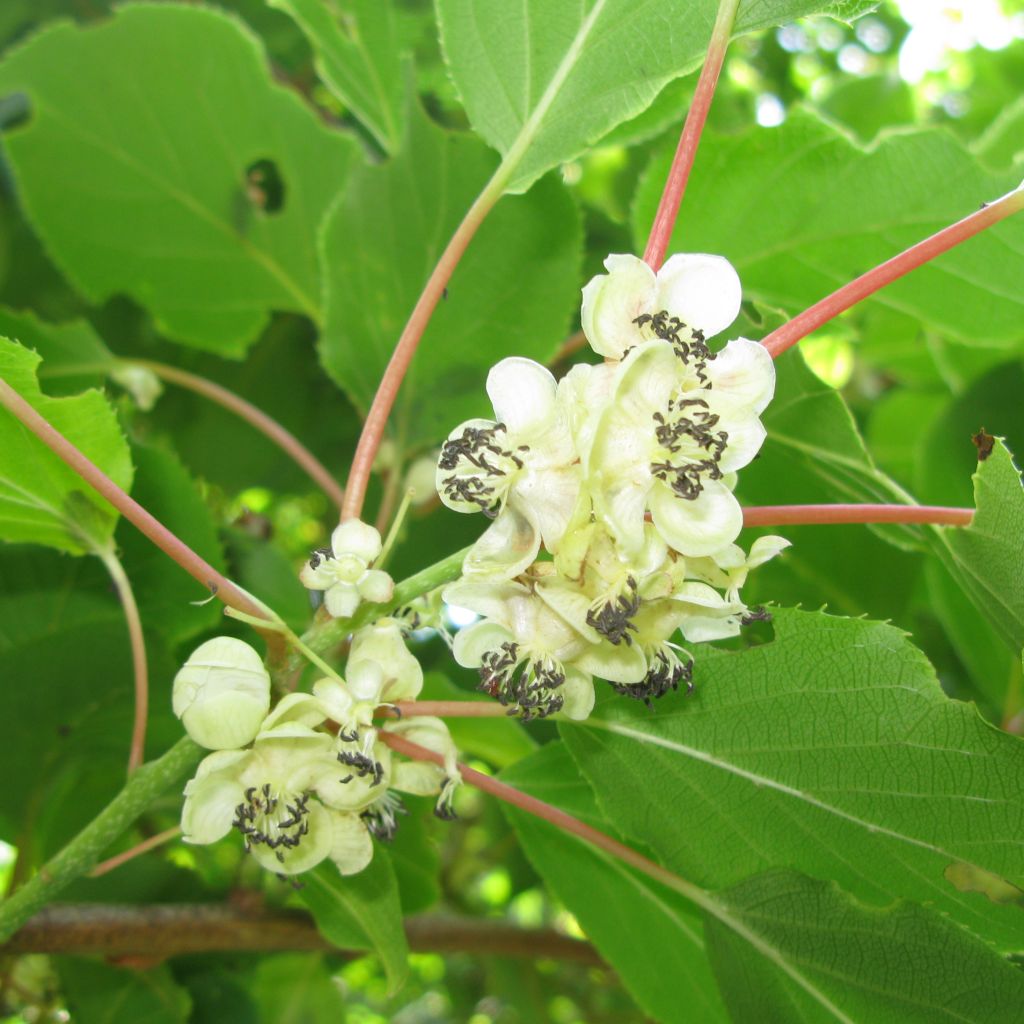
319;98;581;441
300;854;410;994
58;958;191;1024
705;870;1024;1024
269;0;405;153
633;113;1024;347
437;0;876;193
562;608;1024;950
502;743;729;1024
0;5;356;353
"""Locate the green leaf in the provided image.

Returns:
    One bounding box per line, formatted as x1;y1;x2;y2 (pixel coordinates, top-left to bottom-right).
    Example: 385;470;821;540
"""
0;335;132;554
744;347;921;551
562;608;1024;951
268;0;405;153
705;870;1024;1024
632;112;1024;347
319;98;582;441
58;959;191;1024
437;0;875;193
116;443;226;645
387;796;441;915
0;4;356;354
933;438;1024;655
300;855;410;994
248;954;347;1024
502;743;729;1024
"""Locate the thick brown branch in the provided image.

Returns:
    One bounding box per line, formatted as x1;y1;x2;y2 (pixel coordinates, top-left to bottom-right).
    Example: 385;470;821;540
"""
2;904;601;966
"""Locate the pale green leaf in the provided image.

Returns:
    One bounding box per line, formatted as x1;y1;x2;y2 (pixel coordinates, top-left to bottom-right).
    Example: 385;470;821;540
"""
934;438;1024;655
705;870;1024;1024
502;743;729;1024
319;98;581;440
632;112;1024;346
438;0;876;193
563;608;1024;950
300;855;410;994
0;4;357;354
268;0;405;153
0;335;132;554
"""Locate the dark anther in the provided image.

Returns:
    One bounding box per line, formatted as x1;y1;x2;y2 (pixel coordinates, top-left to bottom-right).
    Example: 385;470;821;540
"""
633;310;715;382
611;649;693;709
337;726;360;743
308;546;333;571
478;641;565;719
361;796;407;841
434;781;459;822
586;576;641;645
338;749;385;788
972;428;995;461
740;606;772;626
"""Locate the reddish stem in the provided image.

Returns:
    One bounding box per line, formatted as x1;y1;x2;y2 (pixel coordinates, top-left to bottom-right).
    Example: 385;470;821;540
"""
88;827;181;879
381;732;696;895
0;376;268;622
341;179;505;522
133;361;345;511
742;503;973;527
762;185;1024;358
380;701;509;719
642;0;740;271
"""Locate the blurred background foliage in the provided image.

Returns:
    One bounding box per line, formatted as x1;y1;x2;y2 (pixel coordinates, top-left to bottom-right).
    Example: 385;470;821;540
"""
0;0;1022;1021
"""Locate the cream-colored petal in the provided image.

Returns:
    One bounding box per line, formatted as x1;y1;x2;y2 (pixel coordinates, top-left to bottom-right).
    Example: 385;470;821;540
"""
514;463;581;553
181;773;245;845
443;579;530;624
573;640;647;684
452;621;514;669
486;357;558;436
462;506;541;581
330;519;383;563
249;801;334;876
747;535;792;568
259;692;327;733
329;813;374;876
392;760;444;796
679;613;743;643
716;412;767;474
649;478;743;557
180;691;269;751
358;568;394;605
581;253;656;359
595;478;650;560
299;560;337;590
655;253;741;338
555;668;596;721
324;582;361;619
706;337;775;414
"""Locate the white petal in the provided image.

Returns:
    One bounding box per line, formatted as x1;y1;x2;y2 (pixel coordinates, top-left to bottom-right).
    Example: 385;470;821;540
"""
324;582;361;619
673;580;734;610
329;813;374;876
573;641;647;684
387;717;457;776
747;535;792;568
452;621;514;669
581;254;656;359
462;506;541;581
486;357;557;436
655;253;741;338
249;801;334;876
181;773;245;845
706;337;775;414
649;478;743;556
299;560;337;590
534;577;600;641
679;613;743;643
393;760;445;796
716;413;767;474
330;519;383;563
513;463;581;553
259;693;327;732
349;620;423;704
358;569;394;605
180;691;269;751
345;659;385;704
595;478;650;560
443;579;530;624
555;668;596;721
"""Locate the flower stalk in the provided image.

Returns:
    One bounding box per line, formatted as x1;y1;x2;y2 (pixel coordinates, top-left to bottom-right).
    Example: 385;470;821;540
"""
642;0;741;271
762;183;1024;358
741;503;973;527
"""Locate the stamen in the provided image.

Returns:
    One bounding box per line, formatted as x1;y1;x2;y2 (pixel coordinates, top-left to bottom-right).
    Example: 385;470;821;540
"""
361;791;407;841
611;647;693;709
232;783;313;860
740;606;772;626
337;748;386;787
650;396;728;500
633;310;713;382
478;641;565;720
586;576;641;645
439;423;531;514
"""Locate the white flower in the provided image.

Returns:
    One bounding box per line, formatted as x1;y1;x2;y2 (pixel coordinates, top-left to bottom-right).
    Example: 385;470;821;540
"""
172;638;271;750
300;519;394;618
385;716;462;819
447;579;600;721
181;724;376;876
436;357;580;580
581;252;742;360
587;338;773;558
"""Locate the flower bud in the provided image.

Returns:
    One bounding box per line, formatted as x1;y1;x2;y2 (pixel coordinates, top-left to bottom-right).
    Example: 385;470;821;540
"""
173;637;271;750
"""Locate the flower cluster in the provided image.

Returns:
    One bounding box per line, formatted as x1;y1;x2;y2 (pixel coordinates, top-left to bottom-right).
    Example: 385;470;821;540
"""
173;630;459;877
437;253;789;719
